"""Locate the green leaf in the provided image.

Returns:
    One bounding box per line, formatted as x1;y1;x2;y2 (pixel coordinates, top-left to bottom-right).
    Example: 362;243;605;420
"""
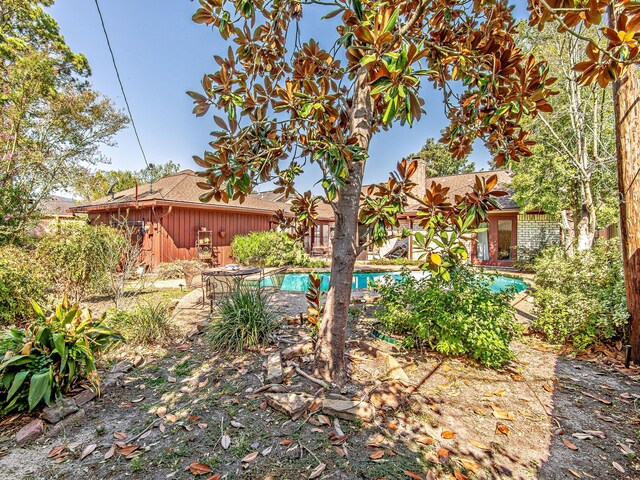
352;0;364;21
7;370;29;401
28;370;52;411
384;9;399;33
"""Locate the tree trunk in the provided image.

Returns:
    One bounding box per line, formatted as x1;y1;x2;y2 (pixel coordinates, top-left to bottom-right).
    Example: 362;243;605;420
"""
610;10;640;362
575;178;597;251
314;70;372;383
560;209;575;257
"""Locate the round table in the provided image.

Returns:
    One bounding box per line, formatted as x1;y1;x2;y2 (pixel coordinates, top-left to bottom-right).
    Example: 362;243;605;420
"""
202;266;262;309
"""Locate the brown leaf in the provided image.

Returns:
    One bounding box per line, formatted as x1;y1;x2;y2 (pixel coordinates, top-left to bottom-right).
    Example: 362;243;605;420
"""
156;406;167;418
491;405;515;421
205;475;221;480
113;431;127;439
370;449;385;460
454;470;471;480
403;471;425;480
318;414;332;426
416;436;435;445
562;438;578;451
187;462;212;475
159;422;166;433
47;445;66;458
441;431;456;439
104;445;116;460
80;444;96;460
495;422;510;436
117;445;139;456
470;440;490;450
387;421;399;430
221;434;231;450
567;469;582;478
279;439;293;445
198;423;208;429
460;458;481;473
335;446;346;457
165;414;179;423
543;384;553;392
308;463;327;479
241;451;259;463
437;448;449;463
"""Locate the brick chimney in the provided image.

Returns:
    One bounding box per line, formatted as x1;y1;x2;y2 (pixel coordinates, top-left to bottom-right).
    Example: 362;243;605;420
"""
410;156;428;200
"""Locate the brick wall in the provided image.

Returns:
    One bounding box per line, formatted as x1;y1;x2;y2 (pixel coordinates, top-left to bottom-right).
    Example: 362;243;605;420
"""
516;213;560;260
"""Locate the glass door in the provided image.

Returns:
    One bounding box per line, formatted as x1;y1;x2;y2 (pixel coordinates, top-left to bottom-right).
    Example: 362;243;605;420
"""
497;219;514;261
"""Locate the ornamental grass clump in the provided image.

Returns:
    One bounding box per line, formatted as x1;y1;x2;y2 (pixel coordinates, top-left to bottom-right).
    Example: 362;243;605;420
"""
374;268;520;368
0;295;123;414
208;287;278;352
107;301;173;346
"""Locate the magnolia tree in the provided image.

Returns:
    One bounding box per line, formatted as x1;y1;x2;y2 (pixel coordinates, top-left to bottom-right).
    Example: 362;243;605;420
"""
526;0;640;360
190;0;554;381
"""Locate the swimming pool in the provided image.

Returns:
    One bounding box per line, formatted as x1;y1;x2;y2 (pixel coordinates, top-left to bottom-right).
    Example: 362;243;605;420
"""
274;271;528;293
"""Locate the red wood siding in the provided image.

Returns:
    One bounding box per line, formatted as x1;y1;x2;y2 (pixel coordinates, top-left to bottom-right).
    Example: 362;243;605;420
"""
471;212;518;267
88;205;274;269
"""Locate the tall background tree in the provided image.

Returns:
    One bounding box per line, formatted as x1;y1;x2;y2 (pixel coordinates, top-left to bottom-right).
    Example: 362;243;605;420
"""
527;0;640;361
0;0;127;242
408;137;475;177
190;0;554;381
511;23;618;253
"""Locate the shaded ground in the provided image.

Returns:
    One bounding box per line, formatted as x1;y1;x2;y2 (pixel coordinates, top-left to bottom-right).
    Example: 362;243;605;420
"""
0;287;639;479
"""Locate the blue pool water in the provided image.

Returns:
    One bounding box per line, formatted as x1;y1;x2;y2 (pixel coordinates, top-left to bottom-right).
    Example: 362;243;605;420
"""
275;272;528;293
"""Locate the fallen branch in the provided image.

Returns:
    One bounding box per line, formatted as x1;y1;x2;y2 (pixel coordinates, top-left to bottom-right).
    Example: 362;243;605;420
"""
293;363;331;390
125;418;162;444
406;361;442;398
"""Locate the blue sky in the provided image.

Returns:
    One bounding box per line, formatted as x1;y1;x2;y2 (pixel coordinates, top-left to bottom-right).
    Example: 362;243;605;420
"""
49;0;529;192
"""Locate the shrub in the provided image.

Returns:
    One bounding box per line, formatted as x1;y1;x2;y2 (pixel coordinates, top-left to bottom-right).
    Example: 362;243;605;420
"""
106;301;172;346
208;287;278;351
231;230;321;267
0;295;123;414
532;239;628;349
374;268;520;368
0;245;46;326
157;259;206;287
36;222;126;302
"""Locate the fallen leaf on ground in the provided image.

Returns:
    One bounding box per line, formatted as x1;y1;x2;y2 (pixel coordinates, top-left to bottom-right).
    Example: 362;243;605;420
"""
491;405;515;421
131;396;144;403
335;446;346;456
367;434;385;446
113;431;127;439
473;407;488;415
117;445;139;456
308;463;326;479
231;420;245;428
567;469;581;478
543;385;553;392
562;438;578;450
167;376;177;383
156;406;167;418
205;475;221;480
280;439;293;445
370;449;385;459
104;445;115;459
403;471;425;480
416;436;435;445
495;422;510;436
572;432;593;440
612;461;625;473
618;443;635;455
387;421;399;430
437;448;449;463
582;430;606;439
221;434;231;450
140;430;152;439
261;446;273;456
441;431;456;439
318;415;331;426
453;470;471;480
460;458;481;473
484;389;506;397
241;451;259;464
47;445;66;458
470;440;490;450
80;444;96;460
159;422;166;433
165;414;179;423
198;423;208;429
186;462;212;475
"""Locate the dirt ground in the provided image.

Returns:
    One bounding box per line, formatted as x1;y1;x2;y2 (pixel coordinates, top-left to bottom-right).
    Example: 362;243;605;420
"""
1;287;639;480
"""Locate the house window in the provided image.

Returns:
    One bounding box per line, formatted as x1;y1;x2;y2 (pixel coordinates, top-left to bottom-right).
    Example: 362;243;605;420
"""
476;223;489;261
497;219;513;260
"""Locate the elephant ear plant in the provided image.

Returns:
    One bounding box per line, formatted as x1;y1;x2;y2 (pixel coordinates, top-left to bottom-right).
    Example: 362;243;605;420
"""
0;295;123;414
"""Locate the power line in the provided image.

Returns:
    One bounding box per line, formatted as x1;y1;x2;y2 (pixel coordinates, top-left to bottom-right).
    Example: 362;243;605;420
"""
93;0;149;169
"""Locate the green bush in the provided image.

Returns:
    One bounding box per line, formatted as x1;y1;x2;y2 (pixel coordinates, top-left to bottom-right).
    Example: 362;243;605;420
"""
0;245;46;326
532;239;628;349
0;295;123;414
231;230;322;267
106;301;172;346
208;287;278;351
374;269;520;368
36;222;125;302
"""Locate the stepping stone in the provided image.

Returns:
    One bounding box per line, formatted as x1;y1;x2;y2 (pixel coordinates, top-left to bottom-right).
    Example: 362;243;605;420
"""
264;392;314;418
16;419;44;444
322;399;375;422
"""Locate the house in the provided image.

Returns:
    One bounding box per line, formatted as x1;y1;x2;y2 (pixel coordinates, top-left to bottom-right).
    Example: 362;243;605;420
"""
369;169;561;267
31;195;78;237
70;170;334;269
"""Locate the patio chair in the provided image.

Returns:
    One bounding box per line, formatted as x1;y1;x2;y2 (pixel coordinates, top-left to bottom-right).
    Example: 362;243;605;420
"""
204;274;235;311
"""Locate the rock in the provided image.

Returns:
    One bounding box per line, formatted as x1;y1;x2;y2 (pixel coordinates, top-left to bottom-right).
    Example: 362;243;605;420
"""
111;361;133;374
132;355;145;367
322;399;375;422
42;399;79;424
16;419;44;444
73;388;96;407
265;353;283;384
102;372;125;389
380;353;411;384
264;392;314;419
281;341;314;361
46;409;85;439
